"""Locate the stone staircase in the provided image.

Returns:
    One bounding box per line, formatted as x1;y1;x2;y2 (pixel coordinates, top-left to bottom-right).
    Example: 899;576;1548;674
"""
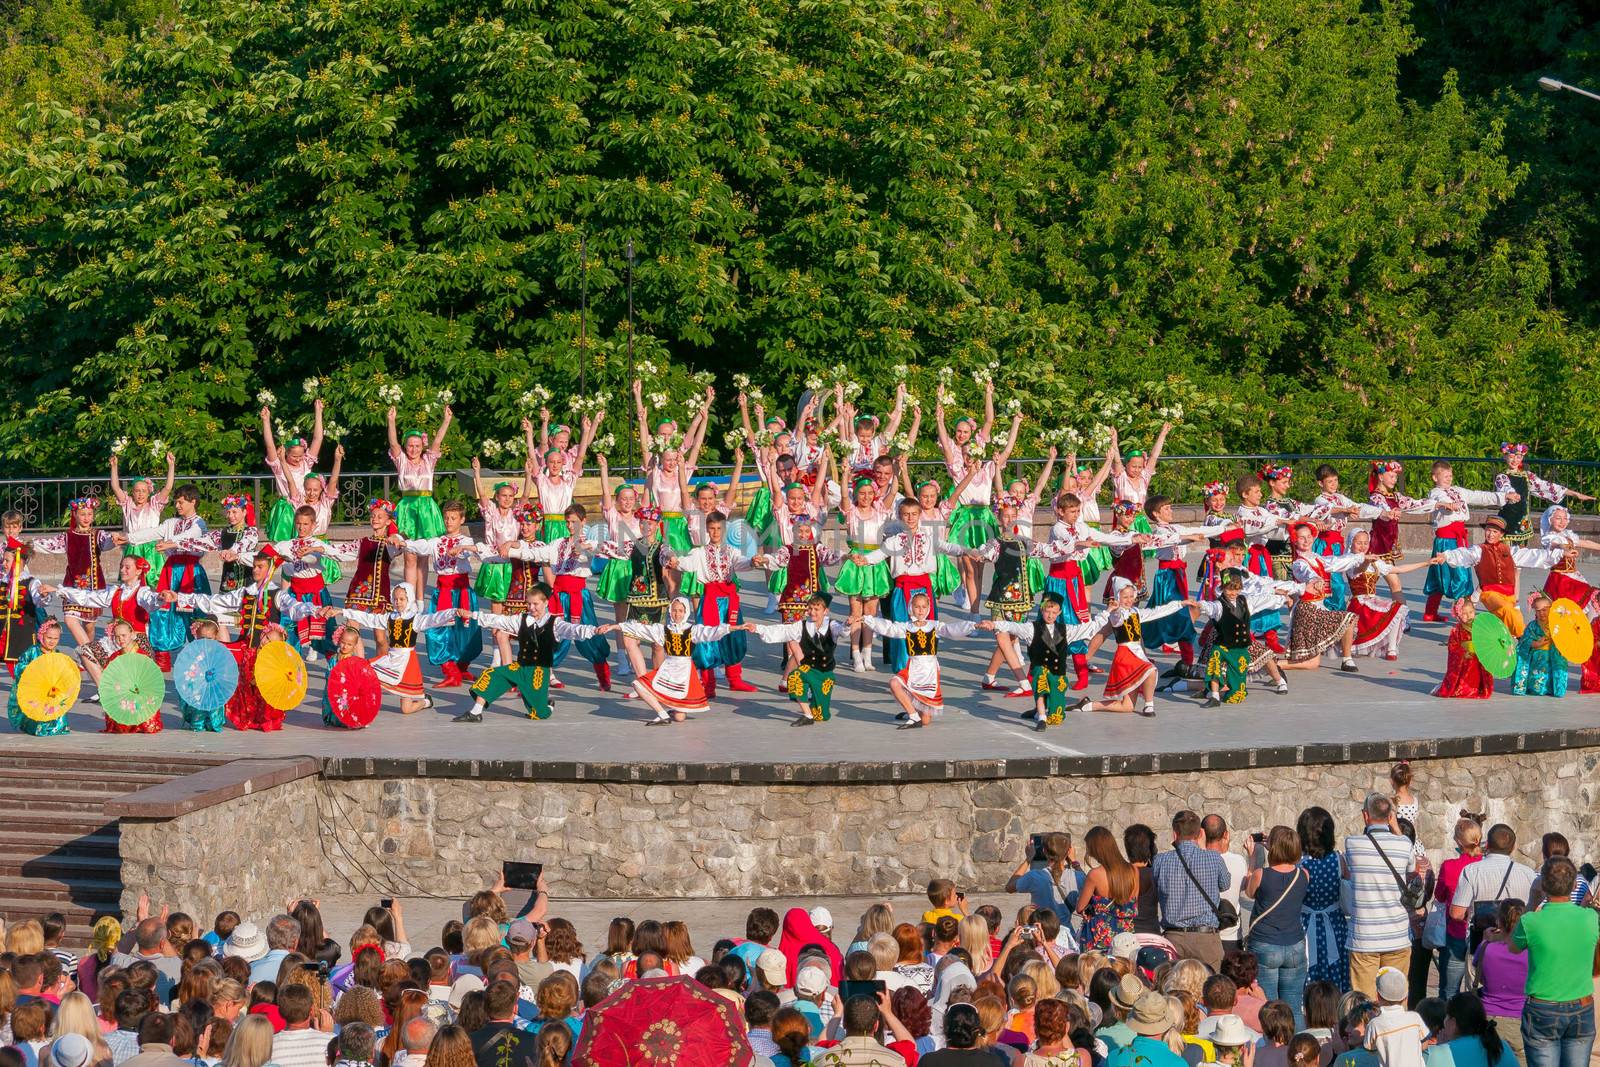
0;751;226;949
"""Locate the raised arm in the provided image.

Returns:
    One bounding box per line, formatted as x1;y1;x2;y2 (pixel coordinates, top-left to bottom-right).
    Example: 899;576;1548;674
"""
897;454;916;500
980;381;996;441
430;404;453;454
326;444;343;499
1086;449;1114;495
738;391;756;441
684;391;711;469
934;399;953;452
882;382;907;442
811;450;833;510
573;411;601;473
261;406;280;465
386;405;402;455
1030;447;1059;504
719;448;745;511
1147;421;1173;476
596;453;614;506
1107;427;1125;480
948;455;982;501
676;461;691;509
902;401;922;453
470;456;487;502
160;451;177;501
537;407;552;455
109;454;127;504
308;398;326;461
995;412;1023;465
632;380;655;470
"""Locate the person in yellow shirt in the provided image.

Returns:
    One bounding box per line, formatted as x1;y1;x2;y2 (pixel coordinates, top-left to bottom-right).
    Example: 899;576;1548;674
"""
922;877;966;925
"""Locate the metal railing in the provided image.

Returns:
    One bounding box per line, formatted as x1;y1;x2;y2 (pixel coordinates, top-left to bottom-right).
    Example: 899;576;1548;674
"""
6;454;1596;530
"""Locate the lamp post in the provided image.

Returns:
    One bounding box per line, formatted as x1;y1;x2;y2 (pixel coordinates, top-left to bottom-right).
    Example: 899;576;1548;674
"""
578;234;588;396
1538;76;1600;103
625;238;636;475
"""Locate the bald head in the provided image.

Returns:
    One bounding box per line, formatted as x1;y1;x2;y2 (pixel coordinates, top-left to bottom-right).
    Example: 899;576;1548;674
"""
402;1016;437;1053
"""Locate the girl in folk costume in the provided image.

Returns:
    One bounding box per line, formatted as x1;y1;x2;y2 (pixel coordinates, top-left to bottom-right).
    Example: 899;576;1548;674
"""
737;390;790;600
406;500;485;688
269;507;336;659
1259;463;1324;579
1139;494;1215;676
1234;473;1288;582
502;505;615;691
858;498;959;672
525;411;601;544
1075;576;1191;717
672;510;757;697
895;447;982;600
939;395;1023;612
150;486;212;666
1367;460;1434;603
260;400;325;541
300;445;344;585
1434;597;1494;699
753;517;842;685
178;618;228;731
488;501;547;621
859;591;980;729
835;381;908;477
1422;460;1515;621
595;454;645;634
1283;522;1362;672
981;592;1105;730
386;402;453;596
1513;593;1568;697
1494;442;1592;545
618;595;739;724
452;583;616;723
327;499;403;618
535;406;583;472
328;582;458;715
1310;464;1384;612
677;445;745;599
1342;529;1434;660
750;446;804;611
608;504;675;641
31;497;125;649
1100;501;1149;603
996;444;1059;569
1194;482;1233;600
634;380;712;564
1108;422;1173;553
85;622;162;732
1040;492;1137;690
967;494;1060;697
318;624;368;728
471;455;537;663
748;592;854;725
1537;505;1600;609
109;450;176;588
1065;448;1116;584
48;557;161;696
1436;515;1568;638
1191;537;1296;696
836;472;894;672
8;620;70;736
206;495;260;597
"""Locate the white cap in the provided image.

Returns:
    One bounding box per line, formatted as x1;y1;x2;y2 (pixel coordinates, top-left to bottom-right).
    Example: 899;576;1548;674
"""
794;964;829;997
807;906;833;932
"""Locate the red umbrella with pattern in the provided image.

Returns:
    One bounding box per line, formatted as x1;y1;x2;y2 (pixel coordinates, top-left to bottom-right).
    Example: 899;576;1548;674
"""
571;976;753;1067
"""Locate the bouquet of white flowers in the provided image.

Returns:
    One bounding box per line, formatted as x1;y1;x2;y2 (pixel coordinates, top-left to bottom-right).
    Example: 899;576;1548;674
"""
437;388;454;407
111;437;129;456
257;389;277;407
482;439;503;458
149;439;167;459
302;378;319;398
723;430;745;451
378;383;404;406
593;433;616;455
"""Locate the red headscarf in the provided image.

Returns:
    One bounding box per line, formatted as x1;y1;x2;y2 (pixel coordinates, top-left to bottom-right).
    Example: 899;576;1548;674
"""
777;907;843;987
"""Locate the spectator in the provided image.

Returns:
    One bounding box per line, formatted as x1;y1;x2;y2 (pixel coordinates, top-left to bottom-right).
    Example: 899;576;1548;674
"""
891;987;936;1058
745;991;781;1060
334;1023;375;1067
1244;825;1311;1028
925;880;965;926
1204;816;1249;953
44;1036;95;1067
1291;1034;1325;1067
1344;795;1417;997
1125;825;1162;936
391;1017;435;1067
1167;990;1212;1065
13;957;47;1008
779;910;842;988
217;1017;274;1067
847;905;896;957
41;917;77;983
110;924;179;1006
11;1002;51;1067
1529;834;1590;908
106;990;148;1066
1026;998;1076;1067
1098;973;1145;1051
727;909;782;988
1076;827;1138;953
791;964;832;1040
1197;978;1259;1043
1256;1001;1297;1067
1364;968;1425;1067
418;1028;472;1067
1433;817;1484;1002
522;974;578;1045
1220;951;1266;1031
121;1012;186;1067
204;914;241;955
78;919;124;1004
1299;806;1351;992
9;920;46;955
1151;810;1229;970
1473;899;1528;1066
893;925;935;996
220;928;266;973
1449;825;1535;956
1510;856;1599;1067
821;994;909;1066
44;992;112;1067
1210;1015;1254;1067
269;985;332;1067
1104;992;1187;1067
1303;981;1342;1064
250;919;300;988
1424;993;1515;1067
500;922;549;993
923;1003;997;1067
1335;1003;1381;1067
1009;834;1078;914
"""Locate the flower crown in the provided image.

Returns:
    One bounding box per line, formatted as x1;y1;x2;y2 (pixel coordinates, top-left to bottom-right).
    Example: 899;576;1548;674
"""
67;496;100;511
1112;500;1138;516
1500;442;1529;457
636;504;663;522
514;503;544;524
1202;481;1227;499
1258;463;1293;482
222;494;252;510
1370;460;1403;475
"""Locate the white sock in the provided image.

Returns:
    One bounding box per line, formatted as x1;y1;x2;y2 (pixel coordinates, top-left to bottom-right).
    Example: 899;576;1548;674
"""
490;648;503;668
1142;703;1155;714
983;673;996;686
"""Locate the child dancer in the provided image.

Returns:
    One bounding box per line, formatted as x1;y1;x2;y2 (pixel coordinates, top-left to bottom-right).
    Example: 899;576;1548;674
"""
1494;443;1592;545
1367;460;1432;604
1434;598;1494;699
596;453;644;630
472;456;536;666
1074;576;1191;717
934;382;1001;610
31;497;124;650
527;412;600;544
1100;502;1147;602
1343;530;1433;660
672;510;757;696
1194;482;1232;600
46;557;161;698
753;517;842;685
405;501;485;688
1109;422;1173;549
1537;506;1600;609
969;495;1058;697
1435;516;1567;638
1513;593;1567;697
677;445;744;599
109;450;175;588
452;583;615;723
328;583;458;715
748;593;853;725
1283;522;1361;672
513;505;614;692
386;402;453;595
1041;493;1137;690
260;400;325;541
1184;569;1258;707
1235;473;1288;581
1422;461;1516;622
836;474;893;672
896;456;982;603
1193;536;1296;696
8;620;70;736
614;505;673;640
151;486;212;666
636;382;710;569
208;495;259;596
320;624;366;728
1310;464;1382;612
618;595;738;724
270;508;335;659
858;499;956;672
302;445;344;586
329;499;403;618
1065;448;1116;584
980;592;1105;730
1259;464;1313;578
178;619;228;732
1141;495;1213;677
859;592;980;729
836;381;908;476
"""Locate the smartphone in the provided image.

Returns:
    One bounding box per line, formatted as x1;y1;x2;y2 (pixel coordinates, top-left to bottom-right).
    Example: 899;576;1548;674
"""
838;979;886;1002
379;898;394;910
503;861;543;891
1029;833;1046;862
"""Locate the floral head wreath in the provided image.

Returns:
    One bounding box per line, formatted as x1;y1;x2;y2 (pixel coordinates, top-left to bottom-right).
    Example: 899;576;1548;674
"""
367;497;396;515
1500;442;1529;457
1258;463;1293;482
221;494;252;510
1112;500;1138;517
636;504;663;522
993;494;1023;512
1367;460;1403;493
1202;481;1227;499
514;502;544;524
67;496;100;512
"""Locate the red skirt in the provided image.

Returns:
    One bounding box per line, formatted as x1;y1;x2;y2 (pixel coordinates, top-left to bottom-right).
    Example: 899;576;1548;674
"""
1103;645;1156;700
224;643;283;731
1350;597;1404;649
1433;648;1493;699
1543;569;1594;609
1583;619;1600;693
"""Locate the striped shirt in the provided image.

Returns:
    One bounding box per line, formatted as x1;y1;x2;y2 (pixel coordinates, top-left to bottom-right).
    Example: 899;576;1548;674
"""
1344;829;1416;953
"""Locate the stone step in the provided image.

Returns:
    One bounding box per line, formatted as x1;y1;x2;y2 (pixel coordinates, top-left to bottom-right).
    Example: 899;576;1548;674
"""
0;766;180;792
0;873;122;906
0;790;115;814
11;811;121;836
0;896;118;928
0;852;122;880
0;830;121;862
0;752;224;775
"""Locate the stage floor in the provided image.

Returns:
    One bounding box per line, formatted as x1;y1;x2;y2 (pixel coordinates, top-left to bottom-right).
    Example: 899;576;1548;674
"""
5;566;1598;774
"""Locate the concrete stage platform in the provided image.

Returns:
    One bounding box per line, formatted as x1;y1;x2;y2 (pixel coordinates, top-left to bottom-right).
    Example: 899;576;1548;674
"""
6;565;1599;783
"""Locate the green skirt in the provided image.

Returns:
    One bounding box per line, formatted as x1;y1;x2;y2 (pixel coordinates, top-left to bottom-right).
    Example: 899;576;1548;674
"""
542;517;570;544
476;561;513;602
1080;543;1113;586
1132;511;1155;559
1205;644;1250;703
397;494;446;540
746;486;775;545
835;558;890;599
1033;665;1073;724
664;515;698;595
265;497;296;542
320;556;343;585
786;665;834;722
933;554;961;598
948;504;999;549
598;557;634;602
123;542;164;589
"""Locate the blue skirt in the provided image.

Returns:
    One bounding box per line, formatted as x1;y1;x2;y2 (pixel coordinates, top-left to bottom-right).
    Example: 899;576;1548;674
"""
1316;537;1350;612
426;588;483;666
1423;533;1473;600
1141;567;1197;647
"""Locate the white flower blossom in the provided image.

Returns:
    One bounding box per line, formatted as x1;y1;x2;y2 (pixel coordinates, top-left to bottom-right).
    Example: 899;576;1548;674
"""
111;437;129;456
732;373;752;391
891;363;910;381
437;388;454;407
723;430;745;451
804;375;824;392
378;384;404;406
482;439;503;457
257;389;277;407
302;378;319;397
647;392;669;411
593;433;616;454
149;439;167;458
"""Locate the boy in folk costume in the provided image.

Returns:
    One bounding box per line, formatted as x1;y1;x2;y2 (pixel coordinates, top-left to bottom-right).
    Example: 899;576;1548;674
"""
1192;536;1297;695
1422;460;1516;622
151;485;212;665
980;591;1105;730
1435;515;1570;638
1234;473;1288;581
677;445;745;599
1040;492;1137;690
1434;597;1494;699
109;450;176;587
967;494;1060;698
1310;464;1384;612
8;619;70;736
672;510;758;697
1283;521;1362;672
1342;530;1435;660
269;506;336;659
1513;593;1568;697
1075;576;1191;717
260;400;325;541
1537;505;1600;609
859;591;980;729
619;595;739;724
1183;569;1260;707
451;582;616;723
500;505;614;692
406;500;485;688
1367;460;1434;603
857;498;961;673
31;497;126;649
325;582;457;716
1494;442;1592;545
748;592;853;726
752;517;842;685
1140;494;1216;678
895;451;983;601
386;402;453;596
327;499;404;618
47;556;161;697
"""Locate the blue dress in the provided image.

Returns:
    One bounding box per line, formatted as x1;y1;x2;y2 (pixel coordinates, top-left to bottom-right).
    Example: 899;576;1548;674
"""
7;645;70;736
1513;622;1568;697
1300;852;1349;990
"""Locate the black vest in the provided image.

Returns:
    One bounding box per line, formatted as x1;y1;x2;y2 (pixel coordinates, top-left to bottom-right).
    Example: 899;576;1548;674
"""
1114;612;1142;645
799;623;836;671
628;540;667;606
387;617;416;649
1214;596;1251;648
516;614;557;667
1496;472;1528;529
219;527;252;591
987;537;1026;600
1028;618;1070;673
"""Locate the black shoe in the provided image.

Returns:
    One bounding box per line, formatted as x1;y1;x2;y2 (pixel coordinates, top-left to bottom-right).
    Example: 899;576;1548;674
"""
790;716;814;727
1160;664;1184;680
1032;718;1047;732
1137;705;1156;717
1070;697;1091;713
1202;696;1222;708
895;711;911;722
896;719;924;730
450;710;482;724
645;716;670;726
1340;660;1359;673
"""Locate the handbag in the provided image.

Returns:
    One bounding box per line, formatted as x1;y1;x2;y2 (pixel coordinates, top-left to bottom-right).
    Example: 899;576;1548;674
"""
1421;900;1448;950
1175;844;1239;931
1366;829;1429;911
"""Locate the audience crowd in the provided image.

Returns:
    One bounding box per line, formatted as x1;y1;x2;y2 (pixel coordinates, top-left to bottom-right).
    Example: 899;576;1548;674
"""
1;764;1596;1067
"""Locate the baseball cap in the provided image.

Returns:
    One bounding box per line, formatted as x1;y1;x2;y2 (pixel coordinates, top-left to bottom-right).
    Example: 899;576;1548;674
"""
1110;931;1141;961
808;906;833;932
1375;966;1408;1003
756;949;787;987
795;964;829;997
506;919;538;946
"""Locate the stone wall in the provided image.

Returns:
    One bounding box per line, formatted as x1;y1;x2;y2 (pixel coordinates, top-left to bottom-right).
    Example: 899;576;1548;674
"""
120;747;1600;905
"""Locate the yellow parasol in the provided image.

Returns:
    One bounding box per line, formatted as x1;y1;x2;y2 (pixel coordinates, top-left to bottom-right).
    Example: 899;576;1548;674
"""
253;641;308;710
1548;597;1595;664
16;651;81;722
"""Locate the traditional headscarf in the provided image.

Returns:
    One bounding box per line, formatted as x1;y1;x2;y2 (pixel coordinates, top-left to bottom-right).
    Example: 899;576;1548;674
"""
1110;576;1134;597
1541;505;1571;537
392;582;417;616
667;595;694;626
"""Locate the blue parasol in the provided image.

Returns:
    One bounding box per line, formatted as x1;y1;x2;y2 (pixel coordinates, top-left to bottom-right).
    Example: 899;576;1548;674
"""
173;638;240;711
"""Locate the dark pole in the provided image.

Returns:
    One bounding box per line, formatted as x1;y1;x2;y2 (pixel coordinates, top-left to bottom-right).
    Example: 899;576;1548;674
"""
625;238;636;476
578;234;588;395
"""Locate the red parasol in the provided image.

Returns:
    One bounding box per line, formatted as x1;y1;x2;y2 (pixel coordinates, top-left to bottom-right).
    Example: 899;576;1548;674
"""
326;658;382;728
571;976;753;1067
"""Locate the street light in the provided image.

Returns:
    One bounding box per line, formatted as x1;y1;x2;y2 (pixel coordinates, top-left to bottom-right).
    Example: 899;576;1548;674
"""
1538;76;1600;103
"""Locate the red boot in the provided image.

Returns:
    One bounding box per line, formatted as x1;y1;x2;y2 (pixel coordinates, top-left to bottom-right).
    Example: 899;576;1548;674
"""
1071;654;1090;691
458;665;477;684
594;661;612;692
1422;593;1444;623
725;664;758;693
436;663;462;688
701;668;717;699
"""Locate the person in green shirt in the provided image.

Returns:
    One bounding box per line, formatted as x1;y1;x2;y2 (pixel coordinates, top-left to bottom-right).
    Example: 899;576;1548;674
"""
1510;857;1599;1067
